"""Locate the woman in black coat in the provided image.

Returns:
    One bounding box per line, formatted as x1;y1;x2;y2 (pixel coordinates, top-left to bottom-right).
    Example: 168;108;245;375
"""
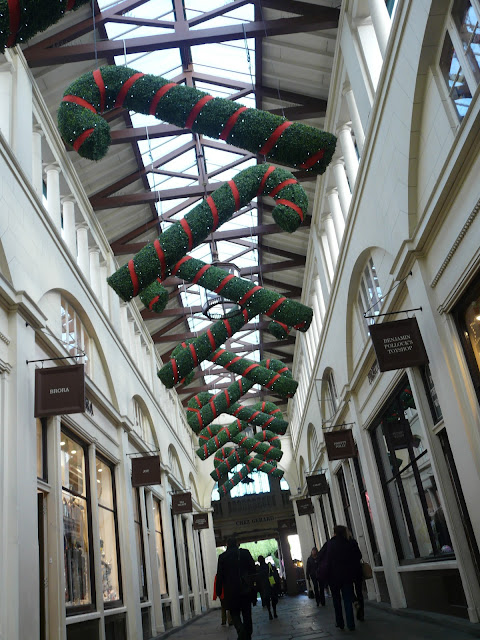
318;525;361;631
256;555;280;620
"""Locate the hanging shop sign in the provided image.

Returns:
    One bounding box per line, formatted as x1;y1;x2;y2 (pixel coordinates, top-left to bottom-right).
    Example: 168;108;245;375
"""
278;518;297;533
296;498;315;515
324;430;357;461
172;492;193;515
306;473;329;496
34;364;85;418
193;513;209;530
369;317;429;372
384;420;412;450
132;455;161;487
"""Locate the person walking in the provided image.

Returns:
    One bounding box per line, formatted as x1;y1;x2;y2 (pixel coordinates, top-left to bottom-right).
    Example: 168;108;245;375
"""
319;525;361;631
306;547;325;607
347;529;365;622
216;537;257;640
213;573;233;626
256;555;280;620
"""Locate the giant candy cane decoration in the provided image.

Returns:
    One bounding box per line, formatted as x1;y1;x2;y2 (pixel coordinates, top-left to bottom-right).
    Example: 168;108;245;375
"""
58;65;336;491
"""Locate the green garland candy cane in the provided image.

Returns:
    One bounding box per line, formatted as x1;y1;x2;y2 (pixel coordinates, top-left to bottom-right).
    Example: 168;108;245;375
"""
0;0;90;52
57;66;336;170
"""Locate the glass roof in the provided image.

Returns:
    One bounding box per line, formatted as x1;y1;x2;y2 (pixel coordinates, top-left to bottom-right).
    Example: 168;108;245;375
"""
98;0;263;396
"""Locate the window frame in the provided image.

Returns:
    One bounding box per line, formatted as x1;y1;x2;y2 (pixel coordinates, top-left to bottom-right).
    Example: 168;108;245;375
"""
452;273;480;405
96;452;123;609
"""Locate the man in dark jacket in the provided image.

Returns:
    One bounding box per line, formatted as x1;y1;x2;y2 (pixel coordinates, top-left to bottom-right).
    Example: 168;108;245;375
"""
306;547;325;606
216;537;256;640
321;525;361;631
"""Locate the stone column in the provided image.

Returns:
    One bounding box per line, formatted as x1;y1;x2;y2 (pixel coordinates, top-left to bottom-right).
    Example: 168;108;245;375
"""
45;163;62;229
100;262;110;316
312;295;323;336
337;124;359;188
31;125;44;195
61;197;76;257
343;86;365;154
89;247;102;300
144;491;165;634
119;303;130;349
202;511;219;607
327;188;346;245
312;227;332;295
331;160;352;219
0;62;13;144
324;215;339;268
107;254;122;331
314;277;326;322
368;0;391;57
76;224;90;281
320;232;335;283
12;58;33;179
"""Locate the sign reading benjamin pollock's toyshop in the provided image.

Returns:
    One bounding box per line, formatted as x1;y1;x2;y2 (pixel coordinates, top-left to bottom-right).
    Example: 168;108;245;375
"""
369;317;429;372
34;364;85;417
132;455;161;487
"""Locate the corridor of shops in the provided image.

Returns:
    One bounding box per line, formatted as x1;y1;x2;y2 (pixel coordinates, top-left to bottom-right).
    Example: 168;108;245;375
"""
164;594;480;640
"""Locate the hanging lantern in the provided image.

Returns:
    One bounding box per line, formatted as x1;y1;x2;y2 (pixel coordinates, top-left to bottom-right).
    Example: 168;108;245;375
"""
201;261;243;321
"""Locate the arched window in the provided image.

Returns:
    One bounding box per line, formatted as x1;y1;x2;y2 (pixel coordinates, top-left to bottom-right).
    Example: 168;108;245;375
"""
307;423;320;469
357;257;383;333
61;296;92;375
324;371;338;421
133;399;155;446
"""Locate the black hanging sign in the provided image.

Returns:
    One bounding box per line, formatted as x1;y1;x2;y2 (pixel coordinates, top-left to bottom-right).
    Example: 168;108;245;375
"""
278;518;296;532
297;498;315;515
132;455;161;487
306;473;329;496
34;364;85;417
193;513;209;530
384;420;412;450
369;317;429;372
172;492;193;515
324;430;357;461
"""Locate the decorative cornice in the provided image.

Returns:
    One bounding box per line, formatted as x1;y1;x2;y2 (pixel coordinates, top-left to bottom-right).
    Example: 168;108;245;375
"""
0;331;10;345
431;196;480;288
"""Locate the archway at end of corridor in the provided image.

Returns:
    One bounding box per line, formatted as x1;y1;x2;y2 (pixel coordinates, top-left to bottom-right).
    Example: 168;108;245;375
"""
211;472;302;595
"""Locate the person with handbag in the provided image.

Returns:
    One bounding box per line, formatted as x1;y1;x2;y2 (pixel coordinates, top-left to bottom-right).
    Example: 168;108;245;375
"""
256;555;280;620
321;525;362;631
213;573;233;626
306;547;326;607
216;537;257;640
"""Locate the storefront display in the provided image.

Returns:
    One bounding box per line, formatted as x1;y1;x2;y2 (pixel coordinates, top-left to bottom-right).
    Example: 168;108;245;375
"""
96;457;121;604
61;431;92;609
371;379;454;561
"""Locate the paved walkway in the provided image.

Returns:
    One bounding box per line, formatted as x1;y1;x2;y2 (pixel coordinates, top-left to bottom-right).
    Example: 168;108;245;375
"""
164;594;480;640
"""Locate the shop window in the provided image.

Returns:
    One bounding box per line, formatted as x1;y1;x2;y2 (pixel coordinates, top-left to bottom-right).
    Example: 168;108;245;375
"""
371;379;454;562
153;498;168;595
61;430;94;611
170;509;182;592
96;456;121;606
440;1;480;119
453;275;480;404
357;258;383;333
336;466;354;535
104;613;126;640
182;518;192;590
61;297;91;376
66;619;100;640
132;487;148;601
37;418;47;481
353;457;381;565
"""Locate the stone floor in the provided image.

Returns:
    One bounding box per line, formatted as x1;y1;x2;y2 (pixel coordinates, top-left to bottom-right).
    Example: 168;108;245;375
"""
162;594;480;640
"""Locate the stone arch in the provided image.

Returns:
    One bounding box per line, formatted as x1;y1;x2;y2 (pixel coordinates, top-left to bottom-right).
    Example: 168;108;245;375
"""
38;288;118;409
132;395;159;450
168;444;185;486
345;247;394;379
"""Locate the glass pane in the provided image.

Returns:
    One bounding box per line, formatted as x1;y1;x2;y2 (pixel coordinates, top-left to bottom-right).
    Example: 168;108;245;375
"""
63;492;91;606
440;31;472;118
97;460;114;510
464;294;480;371
453;0;480;83
37;419;44;480
135;521;147;599
61;434;85;496
98;507;121;601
